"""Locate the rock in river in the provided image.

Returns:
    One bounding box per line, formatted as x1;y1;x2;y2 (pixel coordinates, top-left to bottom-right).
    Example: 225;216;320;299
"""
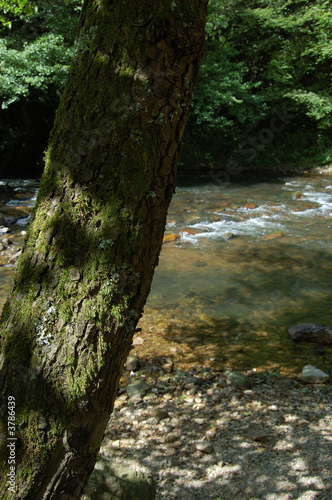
163;233;180;243
287;323;332;346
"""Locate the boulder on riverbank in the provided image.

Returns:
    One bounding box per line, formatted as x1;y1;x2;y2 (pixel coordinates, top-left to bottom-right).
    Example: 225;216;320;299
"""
302;365;329;383
287;323;332;346
82;459;156;500
225;371;252;389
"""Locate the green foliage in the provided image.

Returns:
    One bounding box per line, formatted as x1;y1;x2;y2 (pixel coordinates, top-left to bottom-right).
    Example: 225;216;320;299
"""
182;0;332;169
0;35;73;108
0;0;331;174
0;0;82;175
0;0;35;28
0;0;82;108
233;0;332;128
191;44;267;134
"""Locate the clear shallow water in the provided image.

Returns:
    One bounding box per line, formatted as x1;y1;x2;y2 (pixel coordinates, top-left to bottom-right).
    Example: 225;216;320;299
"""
0;179;39;300
140;173;332;373
0;174;331;373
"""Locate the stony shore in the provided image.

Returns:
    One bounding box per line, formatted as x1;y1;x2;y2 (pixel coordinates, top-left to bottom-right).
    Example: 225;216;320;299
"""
0;180;331;499
95;346;332;500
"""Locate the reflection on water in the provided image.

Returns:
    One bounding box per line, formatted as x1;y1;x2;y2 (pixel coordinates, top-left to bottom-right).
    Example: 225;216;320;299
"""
0;174;331;373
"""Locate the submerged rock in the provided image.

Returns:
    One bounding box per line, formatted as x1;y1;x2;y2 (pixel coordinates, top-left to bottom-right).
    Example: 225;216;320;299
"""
287;323;332;346
265;232;283;240
243;203;258;209
0;216;7;227
0;183;14;197
181;228;201;236
223;232;236;240
82;459;156;500
163;233;180;243
1;238;14;247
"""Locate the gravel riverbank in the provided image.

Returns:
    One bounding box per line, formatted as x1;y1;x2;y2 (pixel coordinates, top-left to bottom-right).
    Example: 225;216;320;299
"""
0;181;331;499
98;359;332;500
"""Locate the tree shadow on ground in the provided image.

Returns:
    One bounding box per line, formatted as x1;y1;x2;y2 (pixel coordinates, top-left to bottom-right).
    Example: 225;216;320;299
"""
100;368;332;499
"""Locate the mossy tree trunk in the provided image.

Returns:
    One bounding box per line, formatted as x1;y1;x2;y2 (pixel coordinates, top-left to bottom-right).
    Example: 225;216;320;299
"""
0;0;208;498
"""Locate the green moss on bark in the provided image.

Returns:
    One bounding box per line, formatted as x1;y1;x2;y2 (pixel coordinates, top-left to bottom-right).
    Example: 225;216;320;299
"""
0;0;208;497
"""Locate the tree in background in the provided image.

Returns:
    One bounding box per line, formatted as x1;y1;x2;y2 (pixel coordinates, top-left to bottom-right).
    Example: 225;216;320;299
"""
182;0;332;171
0;0;331;176
0;0;82;176
0;0;208;497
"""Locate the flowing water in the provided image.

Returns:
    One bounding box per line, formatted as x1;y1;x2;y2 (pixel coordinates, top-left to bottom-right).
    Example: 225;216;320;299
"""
0;173;331;374
140;172;332;374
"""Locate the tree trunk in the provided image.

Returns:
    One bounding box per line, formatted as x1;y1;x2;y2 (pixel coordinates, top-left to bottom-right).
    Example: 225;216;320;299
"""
0;1;208;498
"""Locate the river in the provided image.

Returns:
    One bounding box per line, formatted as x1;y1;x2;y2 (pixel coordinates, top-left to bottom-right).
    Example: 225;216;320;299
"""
0;172;331;375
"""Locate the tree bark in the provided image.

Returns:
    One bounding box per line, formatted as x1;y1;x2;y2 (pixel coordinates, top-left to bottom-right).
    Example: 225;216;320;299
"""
0;1;208;498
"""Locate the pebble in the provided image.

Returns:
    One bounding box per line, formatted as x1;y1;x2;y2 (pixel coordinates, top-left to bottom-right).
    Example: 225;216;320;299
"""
193;418;205;425
183;376;201;385
162;362;174;373
226;371;252;389
126;380;150;400
247;429;271;442
184;396;195;403
132;336;144;346
151;409;170;422
101;366;332;499
125;354;139;372
195;441;214;454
